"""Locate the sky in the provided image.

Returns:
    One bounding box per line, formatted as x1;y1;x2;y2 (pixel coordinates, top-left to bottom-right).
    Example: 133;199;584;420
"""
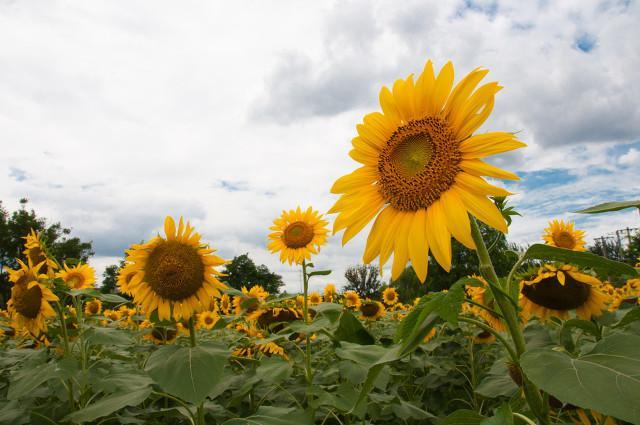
1;0;639;293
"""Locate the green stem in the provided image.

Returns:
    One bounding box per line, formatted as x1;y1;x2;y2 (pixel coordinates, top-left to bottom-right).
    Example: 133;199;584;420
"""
187;316;205;425
469;217;549;425
301;260;312;384
55;302;75;412
458;316;517;361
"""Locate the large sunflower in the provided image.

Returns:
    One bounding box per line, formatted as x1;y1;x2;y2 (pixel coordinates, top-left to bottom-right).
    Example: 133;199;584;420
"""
268;207;329;265
121;216;227;321
23;230;58;278
329;61;524;282
519;264;608;321
6;260;58;335
542;219;586;251
56;263;96;290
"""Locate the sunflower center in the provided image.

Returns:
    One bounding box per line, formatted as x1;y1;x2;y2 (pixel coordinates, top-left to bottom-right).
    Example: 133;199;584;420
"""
553;231;576;249
361;303;380;317
204;316;214;325
378;117;461;211
13;282;43;319
87;303;100;314
283;221;314;248
522;273;591;310
66;273;84;289
145;240;205;301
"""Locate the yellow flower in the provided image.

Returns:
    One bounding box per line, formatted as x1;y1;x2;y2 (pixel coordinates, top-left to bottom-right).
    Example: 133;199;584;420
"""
519;264;608;321
22;229;58;278
197;310;219;330
343;290;361;309
121;216;227;321
56;263;96;290
219;293;231;315
542;219;587;251
323;283;337;302
308;291;322;305
295;295;305;309
5;260;58;335
233;285;268;316
382;287;399;306
359;300;385;321
473;330;496;344
329;60;524;282
256;307;302;331
104;309;121;321
84;299;102;316
465;275;506;332
268;207;329;265
423;327;437;343
144;326;178;344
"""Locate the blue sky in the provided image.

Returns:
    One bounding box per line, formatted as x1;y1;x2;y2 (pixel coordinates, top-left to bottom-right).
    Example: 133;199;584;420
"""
1;0;639;292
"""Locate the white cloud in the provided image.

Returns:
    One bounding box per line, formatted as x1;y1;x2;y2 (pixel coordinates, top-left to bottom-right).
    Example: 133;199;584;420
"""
619;147;640;166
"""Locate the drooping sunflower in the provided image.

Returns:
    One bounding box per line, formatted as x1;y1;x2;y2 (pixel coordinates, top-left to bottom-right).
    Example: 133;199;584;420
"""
5;260;58;335
56;263;96;290
84;299;102;316
121;216;227;321
382;287;399;306
256;306;303;332
359;300;386;321
197;310;219;330
329;61;524;282
465;275;506;332
323;283;337;302
343;290;361;309
23;230;58;278
519;264;608;321
308;291;322;305
542;219;587;251
267;207;329;265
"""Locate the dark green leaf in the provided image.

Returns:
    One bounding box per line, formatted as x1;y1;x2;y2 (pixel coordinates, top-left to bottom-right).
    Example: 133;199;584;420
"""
312;303;343;322
67;288;102;298
222;406;311;425
8;362;57;400
613;307;640;328
98;293;129;304
65;388;151;422
255;357;292;384
333;310;375;345
475;361;518;398
574;200;640;214
442;409;485;425
307;270;331;277
85;326;135;346
481;403;513;425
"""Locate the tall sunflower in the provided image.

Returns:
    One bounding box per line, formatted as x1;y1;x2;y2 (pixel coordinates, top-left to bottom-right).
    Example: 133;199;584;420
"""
56;263;96;290
268;207;329;265
5;260;58;335
121;216;227;321
329;60;524;282
23;230;58;278
542;219;586;251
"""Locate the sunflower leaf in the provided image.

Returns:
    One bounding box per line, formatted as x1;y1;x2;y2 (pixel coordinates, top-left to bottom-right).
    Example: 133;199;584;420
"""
442;409;485;425
307;269;331;277
221;406;312;425
573;200;640;214
334;310;375;345
98;293;129;304
64;387;151;423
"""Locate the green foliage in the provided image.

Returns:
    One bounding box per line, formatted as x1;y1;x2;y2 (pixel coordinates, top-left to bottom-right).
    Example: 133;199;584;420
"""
574;200;640;214
222;253;284;294
343;264;382;298
100;260;126;294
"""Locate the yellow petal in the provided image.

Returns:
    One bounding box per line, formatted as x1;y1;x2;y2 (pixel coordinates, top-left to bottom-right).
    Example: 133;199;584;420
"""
379;86;401;125
440;189;475;249
557;271;566;285
164;216;176;240
414;60;436;116
425;201;452;271
445;67;489;123
455;172;513;197
455;187;507;233
459;132;526;159
330;167;377;194
363;207;393;264
460;159;520;181
432;61;454;113
407;209;429;283
391;213;411;280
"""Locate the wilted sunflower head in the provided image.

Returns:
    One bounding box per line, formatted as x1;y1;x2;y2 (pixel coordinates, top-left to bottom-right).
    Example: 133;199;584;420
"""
121;216;227;322
268;207;329;265
359;300;385;321
329;60;525;283
56;263;96;290
343;291;361;309
22;229;58;277
519;264;608;322
145;326;178;345
382;287;399;306
308;291;322;305
84;299;102;316
542;220;586;251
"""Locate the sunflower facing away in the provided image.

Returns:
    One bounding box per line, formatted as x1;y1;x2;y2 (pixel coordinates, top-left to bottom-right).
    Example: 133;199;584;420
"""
120;216;227;321
542;219;586;251
6;260;58;335
268;207;329;265
23;230;58;278
329;60;525;282
56;263;96;290
519;264;608;321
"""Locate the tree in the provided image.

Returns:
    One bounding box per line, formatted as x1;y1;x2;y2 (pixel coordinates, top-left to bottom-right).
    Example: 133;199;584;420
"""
101;260;126;294
222;253;283;294
343;264;382;299
0;199;94;307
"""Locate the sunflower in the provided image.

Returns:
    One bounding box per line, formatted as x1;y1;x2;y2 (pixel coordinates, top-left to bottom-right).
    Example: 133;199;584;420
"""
465;275;506;332
542;219;586;251
23;230;58;278
256;307;303;332
308;291;322;305
343;290;361;309
121;216;227;321
145;326;178;344
329;61;524;282
116;263;140;296
323;283;337;302
519;264;608;321
359;300;386;321
56;263;96;290
382;287;399;306
233;285;268;316
84;299;102;316
197;310;219;330
104;309;122;322
5;260;58;335
267;207;329;265
473;330;496;344
219;294;231;315
295;295;305;309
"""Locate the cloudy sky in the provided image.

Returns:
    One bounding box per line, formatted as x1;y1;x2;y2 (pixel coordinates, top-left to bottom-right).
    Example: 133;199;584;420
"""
2;0;639;293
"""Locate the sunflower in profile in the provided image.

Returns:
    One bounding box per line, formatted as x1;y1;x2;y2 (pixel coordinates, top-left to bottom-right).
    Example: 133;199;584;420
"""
308;291;322;305
84;299;102;316
116;263;140;296
268;207;329;265
465;275;506;332
197;310;219;330
329;61;524;282
382;287;399;306
542;219;586;251
121;216;227;321
5;260;58;335
323;283;337;302
219;294;231;315
343;290;361;309
359;300;386;321
519;264;608;321
23;230;58;278
56;263;96;290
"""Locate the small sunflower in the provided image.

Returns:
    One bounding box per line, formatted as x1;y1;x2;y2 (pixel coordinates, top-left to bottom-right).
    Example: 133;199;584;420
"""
359;300;386;321
329;60;524;282
267;207;329;265
465;275;506;332
104;309;121;322
308;291;322;305
323;283;337;302
382;287;399;306
84;299;102;316
542;219;586;251
295;295;305;309
197;310;219;330
473;330;496;344
423;327;437;343
519;264;608;321
343;290;361;309
121;216;227;321
5;260;58;335
56;263;96;290
256;307;302;332
219;294;231;315
145;326;178;344
23;230;58;278
233;285;268;316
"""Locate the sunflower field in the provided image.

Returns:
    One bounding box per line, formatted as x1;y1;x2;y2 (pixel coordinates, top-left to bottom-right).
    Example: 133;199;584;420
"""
1;61;640;425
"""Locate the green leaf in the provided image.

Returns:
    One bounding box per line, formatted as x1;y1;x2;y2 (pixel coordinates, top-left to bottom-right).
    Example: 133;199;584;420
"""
307;269;331;277
391;400;435;420
520;244;637;277
434;281;465;325
481;403;513;425
145;342;229;405
475;361;518;398
98;293;129;304
333;310;375;345
560;319;601;351
255;357;292;384
442;409;485;425
0;401;28;425
222;406;312;425
7;361;57;400
574;200;640;214
65;387;151;423
613;307;640;328
85;326;135;346
67;288;102;298
520;333;640;424
312;303;343;322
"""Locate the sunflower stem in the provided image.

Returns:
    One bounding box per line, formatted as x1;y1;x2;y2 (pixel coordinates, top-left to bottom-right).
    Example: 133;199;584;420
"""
55;302;75;412
301;260;314;410
469;216;549;425
187;316;206;425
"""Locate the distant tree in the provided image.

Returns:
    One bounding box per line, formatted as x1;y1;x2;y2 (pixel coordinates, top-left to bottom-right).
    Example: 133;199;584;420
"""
101;260;126;294
589;238;626;263
222;253;284;294
343;264;382;299
0;199;94;307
